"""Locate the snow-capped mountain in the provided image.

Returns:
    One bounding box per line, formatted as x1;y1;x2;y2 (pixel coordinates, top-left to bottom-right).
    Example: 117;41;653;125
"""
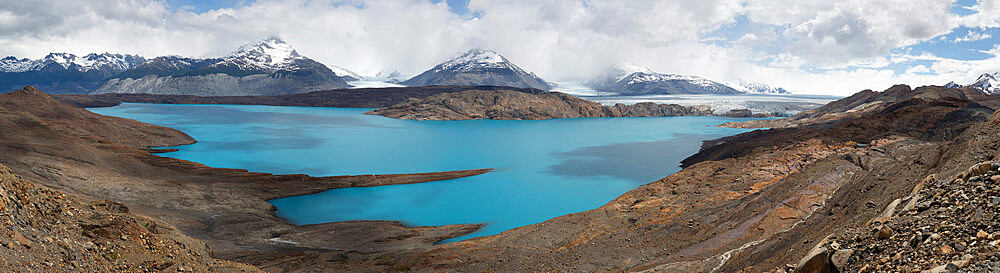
0;53;145;93
728;80;791;94
95;37;350;96
943;72;1000;94
376;67;402;80
403;48;550;90
586;63;739;95
968;72;1000;94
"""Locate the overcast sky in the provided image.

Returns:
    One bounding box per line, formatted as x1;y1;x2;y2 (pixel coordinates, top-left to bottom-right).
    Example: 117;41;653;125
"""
2;0;1000;95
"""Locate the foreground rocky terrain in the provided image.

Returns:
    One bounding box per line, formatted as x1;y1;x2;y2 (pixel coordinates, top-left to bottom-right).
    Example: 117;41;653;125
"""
367;89;719;120
0;86;490;271
6;82;1000;272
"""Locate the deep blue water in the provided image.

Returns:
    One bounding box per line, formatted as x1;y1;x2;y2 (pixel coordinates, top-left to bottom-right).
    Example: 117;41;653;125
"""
91;103;759;241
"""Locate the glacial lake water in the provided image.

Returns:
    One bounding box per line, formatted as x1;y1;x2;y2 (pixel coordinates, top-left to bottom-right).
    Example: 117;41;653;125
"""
91;103;760;242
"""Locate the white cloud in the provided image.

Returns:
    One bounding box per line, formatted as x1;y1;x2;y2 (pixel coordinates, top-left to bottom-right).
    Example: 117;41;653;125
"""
0;0;990;96
955;29;992;42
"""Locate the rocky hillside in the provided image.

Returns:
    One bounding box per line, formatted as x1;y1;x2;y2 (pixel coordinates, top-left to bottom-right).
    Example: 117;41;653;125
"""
0;163;259;272
367;89;715;120
402;48;551;90
0;53;146;94
93;37;350;96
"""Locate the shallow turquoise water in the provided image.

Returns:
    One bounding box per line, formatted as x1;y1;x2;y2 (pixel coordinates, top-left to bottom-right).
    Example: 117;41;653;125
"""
91;103;758;241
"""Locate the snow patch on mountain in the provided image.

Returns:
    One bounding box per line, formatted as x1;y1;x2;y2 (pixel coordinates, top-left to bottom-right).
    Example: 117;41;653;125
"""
329;65;362;80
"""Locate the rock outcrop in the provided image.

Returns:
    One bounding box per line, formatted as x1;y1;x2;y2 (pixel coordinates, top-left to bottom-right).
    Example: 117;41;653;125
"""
367;89;713;120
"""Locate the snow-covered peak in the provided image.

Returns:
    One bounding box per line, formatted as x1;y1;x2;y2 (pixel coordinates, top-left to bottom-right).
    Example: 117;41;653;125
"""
969;72;1000;94
435;48;527;74
376;67;402;79
221;37;305;70
728;80;791;94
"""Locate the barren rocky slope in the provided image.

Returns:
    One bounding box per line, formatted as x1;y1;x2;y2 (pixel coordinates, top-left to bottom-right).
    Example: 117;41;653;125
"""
367;89;716;120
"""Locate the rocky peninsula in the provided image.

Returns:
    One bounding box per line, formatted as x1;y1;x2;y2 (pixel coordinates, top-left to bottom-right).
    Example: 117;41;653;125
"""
366;89;718;120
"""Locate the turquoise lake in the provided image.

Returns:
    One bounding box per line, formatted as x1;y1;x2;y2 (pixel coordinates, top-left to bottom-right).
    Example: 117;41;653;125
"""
91;103;759;241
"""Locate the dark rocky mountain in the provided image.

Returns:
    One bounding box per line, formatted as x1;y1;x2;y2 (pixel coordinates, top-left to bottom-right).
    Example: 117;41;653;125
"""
367;89;714;120
586;63;741;95
94;37;350;96
0;53;145;94
402;48;551;90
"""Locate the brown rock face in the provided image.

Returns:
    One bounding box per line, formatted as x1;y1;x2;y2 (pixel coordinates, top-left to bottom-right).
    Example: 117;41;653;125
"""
367;89;714;120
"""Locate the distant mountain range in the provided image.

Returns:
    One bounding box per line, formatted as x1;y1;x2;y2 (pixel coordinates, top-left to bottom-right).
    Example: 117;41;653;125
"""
586;63;789;95
945;72;1000;95
2;37;354;95
403;48;551;90
0;53;146;94
2;43;802;96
